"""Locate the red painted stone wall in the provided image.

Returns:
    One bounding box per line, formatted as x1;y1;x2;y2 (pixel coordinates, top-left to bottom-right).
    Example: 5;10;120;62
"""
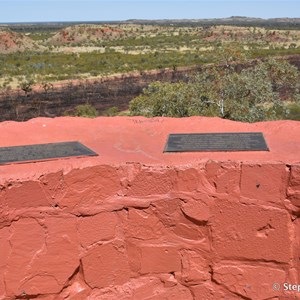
0;117;300;299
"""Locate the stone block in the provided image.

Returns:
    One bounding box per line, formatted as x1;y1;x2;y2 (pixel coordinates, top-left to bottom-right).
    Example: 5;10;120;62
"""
40;171;66;205
4;218;45;296
82;242;130;289
125;208;165;240
87;276;193;300
241;163;289;206
175;168;201;192
61;165;121;209
190;282;242;300
180;249;210;285
206;161;241;195
213;264;286;300
287;165;300;207
0;226;11;297
3;181;49;209
140;245;181;274
21;217;79;295
181;196;212;223
78;212;118;247
3;217;78;296
212;201;292;263
126;168;176;196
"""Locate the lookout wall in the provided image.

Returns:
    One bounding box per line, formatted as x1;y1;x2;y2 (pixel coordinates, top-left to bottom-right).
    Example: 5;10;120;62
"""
0;116;300;299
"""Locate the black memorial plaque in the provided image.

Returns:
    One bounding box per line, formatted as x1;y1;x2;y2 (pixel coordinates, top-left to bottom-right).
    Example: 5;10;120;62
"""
164;132;269;152
0;141;98;165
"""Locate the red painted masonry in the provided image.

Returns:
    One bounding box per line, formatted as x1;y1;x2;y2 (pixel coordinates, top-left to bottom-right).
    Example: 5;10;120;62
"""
0;116;300;299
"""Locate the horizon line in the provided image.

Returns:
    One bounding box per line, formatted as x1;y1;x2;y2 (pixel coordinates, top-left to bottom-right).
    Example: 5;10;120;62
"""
1;16;300;25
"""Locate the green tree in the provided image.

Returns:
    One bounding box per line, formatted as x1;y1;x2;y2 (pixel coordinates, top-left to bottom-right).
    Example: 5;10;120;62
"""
213;43;247;67
129;58;300;122
130;81;214;118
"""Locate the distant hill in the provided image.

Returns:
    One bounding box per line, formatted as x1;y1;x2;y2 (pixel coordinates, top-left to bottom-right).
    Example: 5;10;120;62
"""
3;17;300;33
47;25;127;45
124;17;300;28
0;29;42;53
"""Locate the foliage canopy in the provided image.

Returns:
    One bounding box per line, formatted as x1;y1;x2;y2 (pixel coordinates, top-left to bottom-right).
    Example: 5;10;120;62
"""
73;104;98;118
129;58;300;122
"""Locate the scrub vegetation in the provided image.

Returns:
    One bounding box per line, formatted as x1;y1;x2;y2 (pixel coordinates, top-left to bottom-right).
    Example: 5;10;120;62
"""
0;18;300;121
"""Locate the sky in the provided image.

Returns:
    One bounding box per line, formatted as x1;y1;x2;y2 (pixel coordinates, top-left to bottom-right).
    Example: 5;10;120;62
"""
0;0;299;23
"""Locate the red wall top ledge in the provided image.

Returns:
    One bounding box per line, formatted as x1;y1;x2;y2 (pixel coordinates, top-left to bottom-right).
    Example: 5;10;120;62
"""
0;116;299;181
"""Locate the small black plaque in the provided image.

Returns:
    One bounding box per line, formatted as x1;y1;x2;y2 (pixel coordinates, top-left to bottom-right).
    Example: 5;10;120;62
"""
0;141;98;165
164;132;269;152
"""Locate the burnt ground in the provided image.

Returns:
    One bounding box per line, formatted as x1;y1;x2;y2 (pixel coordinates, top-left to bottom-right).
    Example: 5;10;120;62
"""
0;55;300;122
0;67;200;122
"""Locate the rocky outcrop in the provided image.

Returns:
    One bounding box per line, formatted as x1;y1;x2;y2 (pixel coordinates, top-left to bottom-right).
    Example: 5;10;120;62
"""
0;29;42;53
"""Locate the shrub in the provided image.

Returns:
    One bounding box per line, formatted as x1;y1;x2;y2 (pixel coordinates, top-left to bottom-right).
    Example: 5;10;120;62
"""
285;103;300;121
73;104;98;118
102;106;119;116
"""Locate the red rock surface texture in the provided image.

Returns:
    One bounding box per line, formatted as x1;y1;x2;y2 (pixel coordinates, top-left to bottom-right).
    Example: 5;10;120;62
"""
0;116;300;299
